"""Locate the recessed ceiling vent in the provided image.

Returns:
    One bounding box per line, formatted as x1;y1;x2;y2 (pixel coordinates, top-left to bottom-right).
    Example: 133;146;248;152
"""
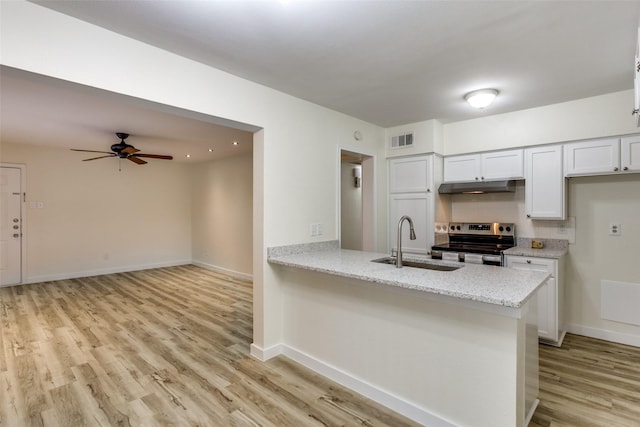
390;132;414;149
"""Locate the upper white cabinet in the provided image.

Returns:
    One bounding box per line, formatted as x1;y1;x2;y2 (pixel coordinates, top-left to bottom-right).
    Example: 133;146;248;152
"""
525;145;566;220
443;149;523;183
564;136;640;176
564;138;619;176
622;135;640;172
443;154;480;182
389;156;433;193
634;27;640;127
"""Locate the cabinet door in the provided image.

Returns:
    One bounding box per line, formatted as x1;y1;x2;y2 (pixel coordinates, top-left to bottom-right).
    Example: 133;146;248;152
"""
537;278;557;341
443;154;481;183
481;149;524;180
505;256;558;342
389;193;431;255
635;28;640;127
389;156;432;193
525;145;566;220
564;138;620;176
621;135;640;172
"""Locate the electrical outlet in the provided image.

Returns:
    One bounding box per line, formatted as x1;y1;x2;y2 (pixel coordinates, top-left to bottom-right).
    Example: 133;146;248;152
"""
609;223;621;236
310;223;318;236
317;223;323;235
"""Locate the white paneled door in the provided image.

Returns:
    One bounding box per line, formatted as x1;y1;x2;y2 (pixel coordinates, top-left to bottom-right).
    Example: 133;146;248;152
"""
0;167;22;286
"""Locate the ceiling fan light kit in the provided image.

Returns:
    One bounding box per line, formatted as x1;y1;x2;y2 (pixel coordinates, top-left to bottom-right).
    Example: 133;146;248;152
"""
71;132;173;170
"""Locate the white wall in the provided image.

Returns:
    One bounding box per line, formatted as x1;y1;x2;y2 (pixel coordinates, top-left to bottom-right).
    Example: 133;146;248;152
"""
191;153;253;278
385;119;444;157
443;90;638;155
0;1;387;352
1;142;192;282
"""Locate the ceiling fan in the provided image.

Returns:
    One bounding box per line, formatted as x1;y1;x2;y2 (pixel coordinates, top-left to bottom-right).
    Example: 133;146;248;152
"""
71;132;173;165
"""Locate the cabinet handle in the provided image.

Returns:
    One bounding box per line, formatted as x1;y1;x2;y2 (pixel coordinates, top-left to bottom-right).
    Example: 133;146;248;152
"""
526;260;532;264
623;166;629;171
481;176;485;180
633;109;640;116
427;188;432;193
475;177;479;181
526;214;531;218
614;167;619;171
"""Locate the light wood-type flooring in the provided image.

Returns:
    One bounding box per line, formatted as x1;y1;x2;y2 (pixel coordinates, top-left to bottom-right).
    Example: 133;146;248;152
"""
0;265;419;426
1;265;639;426
530;333;640;427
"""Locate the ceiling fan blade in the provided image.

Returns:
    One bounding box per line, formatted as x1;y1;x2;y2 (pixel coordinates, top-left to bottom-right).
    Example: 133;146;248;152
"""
134;153;173;160
128;156;147;165
71;149;114;154
83;154;116;161
121;146;140;155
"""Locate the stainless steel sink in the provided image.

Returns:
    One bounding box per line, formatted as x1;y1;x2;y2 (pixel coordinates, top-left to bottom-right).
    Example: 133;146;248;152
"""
371;257;461;271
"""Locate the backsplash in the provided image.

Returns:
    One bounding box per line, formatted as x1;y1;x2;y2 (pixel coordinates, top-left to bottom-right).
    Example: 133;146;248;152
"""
450;181;576;243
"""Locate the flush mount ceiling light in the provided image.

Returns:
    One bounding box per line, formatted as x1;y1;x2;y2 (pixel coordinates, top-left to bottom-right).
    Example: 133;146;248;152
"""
465;89;498;109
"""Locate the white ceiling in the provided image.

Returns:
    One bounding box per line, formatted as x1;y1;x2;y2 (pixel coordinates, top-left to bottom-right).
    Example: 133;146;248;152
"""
2;1;640;160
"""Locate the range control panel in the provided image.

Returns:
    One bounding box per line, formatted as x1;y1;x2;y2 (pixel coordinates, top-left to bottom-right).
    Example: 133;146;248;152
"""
448;222;515;236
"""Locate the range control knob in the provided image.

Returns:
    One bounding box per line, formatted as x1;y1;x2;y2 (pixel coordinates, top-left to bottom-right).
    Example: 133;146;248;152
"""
506;226;512;232
498;226;504;232
450;225;455;231
456;225;461;231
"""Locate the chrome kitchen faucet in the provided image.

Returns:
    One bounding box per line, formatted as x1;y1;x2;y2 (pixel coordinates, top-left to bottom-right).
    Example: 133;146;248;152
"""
396;215;416;268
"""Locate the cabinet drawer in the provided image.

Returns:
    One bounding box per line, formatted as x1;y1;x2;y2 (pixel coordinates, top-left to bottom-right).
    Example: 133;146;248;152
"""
505;255;556;277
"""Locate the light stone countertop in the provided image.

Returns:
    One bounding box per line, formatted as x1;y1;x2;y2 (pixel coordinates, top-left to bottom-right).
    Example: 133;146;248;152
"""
504;238;569;259
268;244;549;309
503;246;568;259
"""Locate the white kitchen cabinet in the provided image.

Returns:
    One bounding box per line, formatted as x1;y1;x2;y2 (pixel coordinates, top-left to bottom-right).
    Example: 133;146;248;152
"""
505;255;566;346
389;193;432;255
564;138;620;176
443;154;480;183
634;27;640;127
388;154;443;255
564;136;640;176
480;149;524;180
525;145;566;220
443;149;523;182
389;155;433;193
621;135;640;172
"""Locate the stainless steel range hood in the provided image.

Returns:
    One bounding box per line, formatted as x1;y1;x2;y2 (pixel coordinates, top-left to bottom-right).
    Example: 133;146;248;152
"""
438;180;516;194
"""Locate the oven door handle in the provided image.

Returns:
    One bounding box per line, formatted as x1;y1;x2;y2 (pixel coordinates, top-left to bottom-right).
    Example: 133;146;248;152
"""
482;255;502;266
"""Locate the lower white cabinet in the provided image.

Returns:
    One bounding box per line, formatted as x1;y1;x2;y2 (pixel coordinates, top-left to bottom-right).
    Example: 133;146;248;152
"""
505;255;566;346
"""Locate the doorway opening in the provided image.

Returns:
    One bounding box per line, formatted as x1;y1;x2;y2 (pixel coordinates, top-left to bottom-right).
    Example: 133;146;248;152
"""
340;149;375;252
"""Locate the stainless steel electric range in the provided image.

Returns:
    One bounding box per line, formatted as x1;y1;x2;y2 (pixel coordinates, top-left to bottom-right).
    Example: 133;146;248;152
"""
431;222;515;266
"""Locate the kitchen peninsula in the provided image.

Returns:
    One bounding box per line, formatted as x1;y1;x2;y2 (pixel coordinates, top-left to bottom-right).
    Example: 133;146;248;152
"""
267;241;549;427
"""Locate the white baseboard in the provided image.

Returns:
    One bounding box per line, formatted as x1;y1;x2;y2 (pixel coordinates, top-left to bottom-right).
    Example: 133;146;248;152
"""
567;323;640;348
191;260;253;281
281;345;456;427
23;259;192;284
249;343;282;361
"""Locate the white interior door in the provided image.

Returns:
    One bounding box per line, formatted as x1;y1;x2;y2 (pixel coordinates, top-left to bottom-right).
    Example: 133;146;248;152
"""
0;167;22;286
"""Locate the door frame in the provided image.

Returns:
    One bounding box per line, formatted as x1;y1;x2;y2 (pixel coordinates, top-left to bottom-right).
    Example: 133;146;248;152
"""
1;163;27;285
